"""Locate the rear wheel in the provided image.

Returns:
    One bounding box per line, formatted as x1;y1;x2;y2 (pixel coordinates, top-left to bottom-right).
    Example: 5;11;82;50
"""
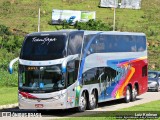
77;92;87;112
124;86;131;103
87;90;97;110
131;86;138;101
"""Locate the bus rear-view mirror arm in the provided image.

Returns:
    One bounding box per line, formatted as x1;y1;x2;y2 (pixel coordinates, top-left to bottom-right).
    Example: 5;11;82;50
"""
8;57;19;74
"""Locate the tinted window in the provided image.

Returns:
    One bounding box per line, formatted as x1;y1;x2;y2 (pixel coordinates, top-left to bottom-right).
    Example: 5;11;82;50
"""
142;65;147;77
105;67;117;83
67;31;83;55
20;35;67;60
98;35;146;53
82;34;97;57
136;36;146;52
67;60;79;86
97;67;105;82
83;34;146;54
67;69;75;86
19;65;65;93
82;67;118;85
83;68;97;85
148;72;157;78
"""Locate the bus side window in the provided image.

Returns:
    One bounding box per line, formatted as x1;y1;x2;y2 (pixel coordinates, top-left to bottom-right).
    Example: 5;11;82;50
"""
116;67;122;82
83;68;97;85
67;70;75;86
68;32;83;55
95;35;105;53
136;36;146;52
67;61;76;86
105;67;117;86
142;65;147;77
82;34;97;57
97;68;105;82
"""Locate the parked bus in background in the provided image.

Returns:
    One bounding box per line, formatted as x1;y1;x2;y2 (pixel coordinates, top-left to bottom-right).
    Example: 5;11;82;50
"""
9;30;148;112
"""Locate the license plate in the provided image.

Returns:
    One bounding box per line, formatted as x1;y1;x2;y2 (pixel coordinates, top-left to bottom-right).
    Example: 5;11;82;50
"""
35;104;43;108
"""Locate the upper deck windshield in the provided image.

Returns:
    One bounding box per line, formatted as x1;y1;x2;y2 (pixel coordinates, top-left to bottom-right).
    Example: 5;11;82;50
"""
19;65;65;93
20;34;67;60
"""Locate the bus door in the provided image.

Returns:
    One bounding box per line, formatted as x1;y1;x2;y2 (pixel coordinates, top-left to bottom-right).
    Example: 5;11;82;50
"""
66;60;79;108
104;67;119;99
98;67;107;100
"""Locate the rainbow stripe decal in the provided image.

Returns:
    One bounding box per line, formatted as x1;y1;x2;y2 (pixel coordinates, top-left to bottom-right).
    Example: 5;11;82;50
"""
107;56;147;99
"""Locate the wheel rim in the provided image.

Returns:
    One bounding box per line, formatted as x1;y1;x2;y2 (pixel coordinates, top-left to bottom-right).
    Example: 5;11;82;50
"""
80;94;86;110
126;88;130;100
133;88;137;98
90;93;96;107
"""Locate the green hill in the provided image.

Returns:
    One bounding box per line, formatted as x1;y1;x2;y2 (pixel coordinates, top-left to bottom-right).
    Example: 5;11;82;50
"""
0;0;160;86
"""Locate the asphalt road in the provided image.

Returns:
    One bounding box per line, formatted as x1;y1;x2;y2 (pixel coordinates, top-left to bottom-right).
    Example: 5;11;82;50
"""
0;91;160;120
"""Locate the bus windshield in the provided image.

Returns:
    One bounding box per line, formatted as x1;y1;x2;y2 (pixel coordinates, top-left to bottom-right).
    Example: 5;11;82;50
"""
19;65;65;93
20;35;67;60
148;72;157;79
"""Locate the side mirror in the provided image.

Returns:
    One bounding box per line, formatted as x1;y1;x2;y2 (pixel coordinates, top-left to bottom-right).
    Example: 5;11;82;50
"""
8;57;19;74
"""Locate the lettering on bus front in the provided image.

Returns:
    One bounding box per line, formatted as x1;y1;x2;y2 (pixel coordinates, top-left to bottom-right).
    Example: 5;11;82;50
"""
32;37;57;45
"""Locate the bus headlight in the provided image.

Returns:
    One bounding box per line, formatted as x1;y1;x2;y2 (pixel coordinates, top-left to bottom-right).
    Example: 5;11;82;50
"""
52;93;65;100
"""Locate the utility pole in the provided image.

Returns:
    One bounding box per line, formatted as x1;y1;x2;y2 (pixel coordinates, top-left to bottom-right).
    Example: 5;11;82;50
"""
38;8;41;32
113;0;116;31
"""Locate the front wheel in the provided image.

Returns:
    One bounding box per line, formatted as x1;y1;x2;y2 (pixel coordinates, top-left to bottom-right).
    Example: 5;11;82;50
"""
77;92;87;112
123;86;131;103
87;90;97;110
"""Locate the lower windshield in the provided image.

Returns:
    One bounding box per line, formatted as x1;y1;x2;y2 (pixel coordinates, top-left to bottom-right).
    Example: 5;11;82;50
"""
19;65;65;93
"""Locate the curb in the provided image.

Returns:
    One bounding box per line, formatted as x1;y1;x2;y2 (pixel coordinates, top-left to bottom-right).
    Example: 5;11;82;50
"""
0;103;18;110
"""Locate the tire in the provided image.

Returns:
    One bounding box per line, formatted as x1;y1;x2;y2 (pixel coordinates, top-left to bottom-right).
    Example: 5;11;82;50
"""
156;84;160;92
77;92;87;112
87;90;97;110
124;86;131;103
131;86;138;101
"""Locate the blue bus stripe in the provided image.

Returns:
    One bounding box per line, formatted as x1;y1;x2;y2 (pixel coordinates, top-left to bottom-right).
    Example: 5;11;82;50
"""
78;32;102;85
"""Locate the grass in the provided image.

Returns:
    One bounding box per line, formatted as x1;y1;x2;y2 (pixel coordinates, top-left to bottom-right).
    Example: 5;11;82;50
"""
118;100;160;111
62;100;160;120
0;70;18;87
0;87;18;105
0;0;160;71
0;0;145;32
0;0;156;33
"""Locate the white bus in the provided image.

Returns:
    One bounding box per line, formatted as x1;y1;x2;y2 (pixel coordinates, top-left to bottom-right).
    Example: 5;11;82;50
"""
9;30;148;112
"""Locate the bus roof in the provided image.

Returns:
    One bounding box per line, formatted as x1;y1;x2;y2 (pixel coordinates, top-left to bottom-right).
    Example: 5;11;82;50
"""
26;30;72;36
26;30;145;37
83;31;146;36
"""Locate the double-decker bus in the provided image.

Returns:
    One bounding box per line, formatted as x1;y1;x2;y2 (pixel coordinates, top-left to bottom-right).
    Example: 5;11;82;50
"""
9;30;148;112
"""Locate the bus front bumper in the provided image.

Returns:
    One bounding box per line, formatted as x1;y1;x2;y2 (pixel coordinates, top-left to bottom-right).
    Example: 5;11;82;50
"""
19;95;66;109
